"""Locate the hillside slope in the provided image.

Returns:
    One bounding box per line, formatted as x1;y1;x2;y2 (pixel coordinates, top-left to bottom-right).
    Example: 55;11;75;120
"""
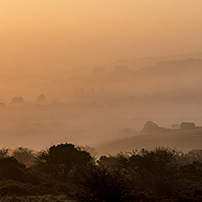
96;128;202;156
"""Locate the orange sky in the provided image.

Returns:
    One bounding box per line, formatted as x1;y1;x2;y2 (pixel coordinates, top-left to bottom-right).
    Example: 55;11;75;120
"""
1;0;202;73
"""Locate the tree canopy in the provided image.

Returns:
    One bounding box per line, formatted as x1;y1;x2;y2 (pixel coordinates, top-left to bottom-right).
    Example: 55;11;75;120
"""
35;143;92;181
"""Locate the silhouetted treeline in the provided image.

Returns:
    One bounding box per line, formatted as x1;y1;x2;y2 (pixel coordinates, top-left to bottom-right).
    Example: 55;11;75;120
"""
0;144;202;202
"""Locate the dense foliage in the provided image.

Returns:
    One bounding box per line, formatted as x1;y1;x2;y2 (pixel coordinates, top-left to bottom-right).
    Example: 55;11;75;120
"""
0;144;202;201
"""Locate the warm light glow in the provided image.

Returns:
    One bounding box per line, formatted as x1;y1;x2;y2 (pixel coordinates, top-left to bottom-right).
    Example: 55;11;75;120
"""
1;0;202;73
0;1;202;151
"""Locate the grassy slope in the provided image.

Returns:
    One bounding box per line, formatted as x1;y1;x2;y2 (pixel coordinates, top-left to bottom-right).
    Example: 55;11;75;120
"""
96;128;202;156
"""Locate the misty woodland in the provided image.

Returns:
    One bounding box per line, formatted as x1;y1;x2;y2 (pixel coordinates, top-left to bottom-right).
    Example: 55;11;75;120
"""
0;55;202;202
2;1;202;201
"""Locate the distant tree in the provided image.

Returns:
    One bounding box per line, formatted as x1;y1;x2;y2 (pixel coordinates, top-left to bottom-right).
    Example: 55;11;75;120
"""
141;121;160;133
11;96;24;104
36;94;46;102
12;147;36;167
35;143;92;181
0;102;5;107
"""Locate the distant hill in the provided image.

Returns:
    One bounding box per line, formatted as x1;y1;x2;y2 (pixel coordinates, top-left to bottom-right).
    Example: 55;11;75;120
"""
96;128;202;156
114;51;202;72
64;51;202;76
84;57;202;97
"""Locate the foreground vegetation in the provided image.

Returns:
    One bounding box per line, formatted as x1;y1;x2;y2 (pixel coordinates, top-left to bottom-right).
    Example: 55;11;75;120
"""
0;144;202;201
0;195;71;202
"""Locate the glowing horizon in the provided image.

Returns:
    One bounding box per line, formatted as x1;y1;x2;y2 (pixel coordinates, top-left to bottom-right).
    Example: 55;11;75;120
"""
1;0;202;73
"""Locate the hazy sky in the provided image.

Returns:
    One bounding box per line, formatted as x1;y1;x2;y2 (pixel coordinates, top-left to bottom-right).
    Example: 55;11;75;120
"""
1;0;202;73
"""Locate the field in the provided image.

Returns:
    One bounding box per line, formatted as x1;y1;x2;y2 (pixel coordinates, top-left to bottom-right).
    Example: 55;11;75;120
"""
97;128;202;155
0;195;72;202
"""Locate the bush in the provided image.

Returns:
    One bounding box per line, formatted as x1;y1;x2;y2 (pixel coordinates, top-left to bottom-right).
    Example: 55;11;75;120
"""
69;162;149;202
35;143;92;182
0;180;38;196
0;157;26;182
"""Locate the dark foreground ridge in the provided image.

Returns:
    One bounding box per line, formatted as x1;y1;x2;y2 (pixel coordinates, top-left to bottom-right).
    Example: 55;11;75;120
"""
0;143;202;201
